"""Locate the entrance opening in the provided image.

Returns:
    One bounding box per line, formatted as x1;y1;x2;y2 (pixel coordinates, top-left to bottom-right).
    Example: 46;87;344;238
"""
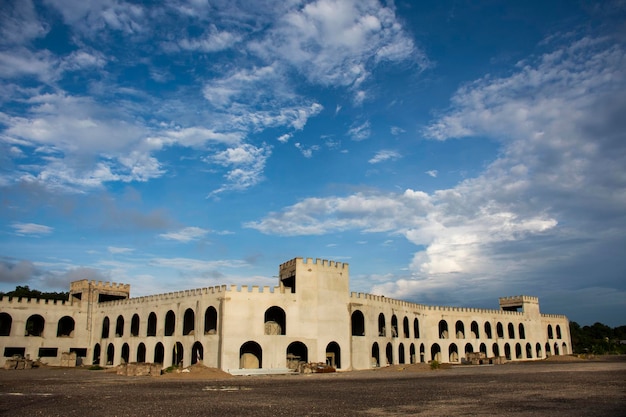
192;342;203;364
240;341;262;369
287;341;308;369
326;341;341;369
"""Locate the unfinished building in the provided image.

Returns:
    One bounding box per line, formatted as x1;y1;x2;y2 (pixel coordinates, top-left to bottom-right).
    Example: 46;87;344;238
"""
0;257;572;372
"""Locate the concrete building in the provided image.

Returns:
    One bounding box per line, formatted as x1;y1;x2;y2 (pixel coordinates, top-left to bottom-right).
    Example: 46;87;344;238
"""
0;257;572;372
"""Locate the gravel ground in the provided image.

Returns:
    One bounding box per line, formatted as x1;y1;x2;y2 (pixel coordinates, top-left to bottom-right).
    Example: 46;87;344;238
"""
0;356;624;416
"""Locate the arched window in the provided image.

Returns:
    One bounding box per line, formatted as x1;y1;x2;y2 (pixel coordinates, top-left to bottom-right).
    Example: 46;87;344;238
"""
327;342;341;369
92;343;101;365
391;315;398;338
287;341;308;368
0;313;12;336
479;343;487;355
183;308;195;335
507;323;515;339
137;343;146;362
165;310;175;336
455;321;465;339
484;322;492;339
470;321;479;339
547;324;554;339
492;343;500;357
351;310;365;336
378;313;386;336
414;318;420;339
525;343;532;359
26;314;45;337
57;316;75;337
106;343;115;365
385;342;393;365
410;344;416;364
398;343;406;364
431;343;441;362
420;343;425;363
515;343;522;359
240;341;262;369
147;312;157;337
449;344;459;362
556;325;562;339
115;315;124;337
192;341;203;365
439;320;449;339
204;307;217;334
403;317;410;338
172;342;183;366
545;342;552;356
121;343;130;364
264;306;286;335
154;342;165;364
496;322;504;338
504;343;511;360
536;343;542;358
465;343;474;354
131;314;140;336
518;323;526;339
372;343;380;367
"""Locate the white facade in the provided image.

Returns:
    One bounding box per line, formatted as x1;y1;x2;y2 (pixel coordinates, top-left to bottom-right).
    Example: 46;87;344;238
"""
0;257;572;372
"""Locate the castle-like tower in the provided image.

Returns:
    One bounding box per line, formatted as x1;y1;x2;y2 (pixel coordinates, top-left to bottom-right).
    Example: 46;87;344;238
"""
0;257;571;372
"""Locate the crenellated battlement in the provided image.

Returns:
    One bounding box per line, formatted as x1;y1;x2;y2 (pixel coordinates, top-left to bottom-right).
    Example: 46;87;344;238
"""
350;292;533;316
70;279;130;293
0;296;69;306
499;295;539;304
280;257;349;271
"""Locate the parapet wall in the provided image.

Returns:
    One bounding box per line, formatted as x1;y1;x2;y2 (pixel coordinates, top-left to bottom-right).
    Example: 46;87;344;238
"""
280;257;349;271
70;279;130;294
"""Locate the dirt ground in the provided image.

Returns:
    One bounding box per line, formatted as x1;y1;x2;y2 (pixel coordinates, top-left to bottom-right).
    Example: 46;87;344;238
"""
1;356;625;416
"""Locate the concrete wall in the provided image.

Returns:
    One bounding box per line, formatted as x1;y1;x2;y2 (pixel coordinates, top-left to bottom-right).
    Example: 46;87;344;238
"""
0;257;572;371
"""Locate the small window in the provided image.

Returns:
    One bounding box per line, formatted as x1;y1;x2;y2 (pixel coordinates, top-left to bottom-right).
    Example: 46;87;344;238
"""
38;347;58;357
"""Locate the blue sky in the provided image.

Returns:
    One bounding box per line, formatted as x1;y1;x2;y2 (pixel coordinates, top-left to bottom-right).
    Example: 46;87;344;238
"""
1;0;625;326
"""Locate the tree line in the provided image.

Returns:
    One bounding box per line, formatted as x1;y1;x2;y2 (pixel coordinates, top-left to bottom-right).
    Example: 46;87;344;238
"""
570;321;626;355
0;285;69;301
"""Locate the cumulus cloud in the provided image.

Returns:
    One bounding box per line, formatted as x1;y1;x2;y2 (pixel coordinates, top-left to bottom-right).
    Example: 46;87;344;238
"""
347;121;371;141
207;143;272;195
248;35;626;304
369;150;401;164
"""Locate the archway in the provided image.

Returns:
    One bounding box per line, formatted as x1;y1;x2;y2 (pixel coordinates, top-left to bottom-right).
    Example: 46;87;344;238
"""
57;316;75;337
204;307;217;334
327;341;341;369
0;313;12;336
264;306;286;335
147;312;157;337
431;344;441;362
192;341;203;364
106;343;114;365
131;314;140;336
154;342;165;364
449;344;459;362
183;308;195;335
385;342;393;365
137;343;146;362
409;343;416;364
26;314;45;337
438;320;449;339
240;341;262;369
92;343;101;365
165;310;176;336
121;343;130;363
172;342;184;366
115;315;124;337
378;313;386;336
372;342;380;367
351;310;365;336
398;343;405;364
455;321;465;339
287;341;308;369
101;317;110;339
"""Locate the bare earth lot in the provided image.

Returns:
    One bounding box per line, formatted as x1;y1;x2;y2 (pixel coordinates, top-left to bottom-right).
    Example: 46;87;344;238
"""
0;357;624;416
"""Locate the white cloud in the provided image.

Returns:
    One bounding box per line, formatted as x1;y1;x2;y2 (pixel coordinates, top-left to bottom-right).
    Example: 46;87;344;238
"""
248;35;626;304
425;170;438;178
295;142;320;158
347;121;371;141
390;126;405;135
159;227;210;243
107;246;134;254
11;222;53;236
369;150;401;164
208;143;272;195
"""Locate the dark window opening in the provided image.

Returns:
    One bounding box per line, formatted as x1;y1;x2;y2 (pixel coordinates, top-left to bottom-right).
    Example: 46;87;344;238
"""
183;308;195;336
0;313;12;336
165;311;175;336
98;294;126;303
131;314;140;336
4;347;25;357
147;312;157;337
351;310;365;336
115;315;124;337
57;316;75;337
38;347;58;357
281;274;296;294
264;306;286;335
25;315;45;337
204;307;218;334
70;348;87;357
